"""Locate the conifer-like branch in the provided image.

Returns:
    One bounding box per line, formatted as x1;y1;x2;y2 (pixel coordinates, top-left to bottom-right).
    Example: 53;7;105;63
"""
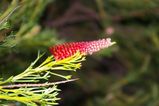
0;52;85;105
2;78;78;89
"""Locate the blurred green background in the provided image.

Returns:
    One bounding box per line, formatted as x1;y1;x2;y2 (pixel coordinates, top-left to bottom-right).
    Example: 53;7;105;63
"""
0;0;159;106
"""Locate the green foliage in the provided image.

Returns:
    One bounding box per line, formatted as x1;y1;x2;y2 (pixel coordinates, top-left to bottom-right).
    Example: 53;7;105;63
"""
0;0;56;49
0;86;60;106
0;21;11;30
0;0;73;105
1;0;159;106
0;52;85;105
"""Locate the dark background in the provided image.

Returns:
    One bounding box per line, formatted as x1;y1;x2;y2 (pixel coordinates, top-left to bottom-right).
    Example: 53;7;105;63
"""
0;0;159;106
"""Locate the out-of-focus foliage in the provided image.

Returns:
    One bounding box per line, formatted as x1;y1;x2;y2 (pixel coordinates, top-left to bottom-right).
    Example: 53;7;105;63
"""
0;0;62;78
0;0;159;106
0;0;59;49
78;0;159;106
44;0;158;106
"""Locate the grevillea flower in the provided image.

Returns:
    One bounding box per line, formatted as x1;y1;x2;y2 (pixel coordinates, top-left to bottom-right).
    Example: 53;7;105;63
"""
49;38;115;60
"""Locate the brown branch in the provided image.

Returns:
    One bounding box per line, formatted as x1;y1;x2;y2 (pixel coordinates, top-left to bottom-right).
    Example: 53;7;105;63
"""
112;7;159;22
45;1;100;28
1;78;79;88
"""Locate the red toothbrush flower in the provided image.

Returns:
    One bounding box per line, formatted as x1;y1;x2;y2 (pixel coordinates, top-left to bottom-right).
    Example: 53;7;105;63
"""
49;38;115;60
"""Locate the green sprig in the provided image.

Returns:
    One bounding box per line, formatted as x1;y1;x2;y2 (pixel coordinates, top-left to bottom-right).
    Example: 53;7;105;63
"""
0;52;85;105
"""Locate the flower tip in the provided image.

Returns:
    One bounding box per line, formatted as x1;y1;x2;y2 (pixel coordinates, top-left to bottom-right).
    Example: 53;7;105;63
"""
111;41;116;45
49;38;116;60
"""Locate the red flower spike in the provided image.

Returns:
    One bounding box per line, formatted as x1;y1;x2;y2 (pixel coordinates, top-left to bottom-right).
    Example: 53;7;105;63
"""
49;38;115;60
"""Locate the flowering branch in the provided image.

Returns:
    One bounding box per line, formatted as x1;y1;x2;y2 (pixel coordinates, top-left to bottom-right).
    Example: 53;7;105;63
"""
0;52;85;105
0;38;116;105
0;51;85;85
50;38;115;60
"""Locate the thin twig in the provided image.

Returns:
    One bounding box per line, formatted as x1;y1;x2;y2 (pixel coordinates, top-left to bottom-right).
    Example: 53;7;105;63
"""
0;5;21;25
2;78;79;88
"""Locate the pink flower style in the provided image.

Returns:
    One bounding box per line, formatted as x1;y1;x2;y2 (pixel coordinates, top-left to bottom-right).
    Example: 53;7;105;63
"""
49;38;115;60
